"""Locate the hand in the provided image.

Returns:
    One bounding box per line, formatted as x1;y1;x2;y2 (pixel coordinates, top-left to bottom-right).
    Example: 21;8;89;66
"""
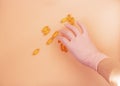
57;22;107;70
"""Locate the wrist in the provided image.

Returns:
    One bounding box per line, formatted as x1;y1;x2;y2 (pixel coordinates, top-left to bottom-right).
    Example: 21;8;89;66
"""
97;57;119;82
88;52;107;70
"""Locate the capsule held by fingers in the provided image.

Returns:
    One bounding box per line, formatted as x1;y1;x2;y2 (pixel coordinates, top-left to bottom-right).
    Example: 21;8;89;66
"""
58;40;61;43
60;43;68;53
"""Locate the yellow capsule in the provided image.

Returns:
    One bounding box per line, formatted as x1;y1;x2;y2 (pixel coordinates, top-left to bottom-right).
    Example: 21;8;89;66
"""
68;17;75;25
67;14;73;21
66;14;75;25
52;31;59;38
33;48;40;55
41;26;51;35
67;14;72;18
43;31;50;35
60;43;68;52
61;14;75;25
42;26;49;32
61;17;68;23
58;40;61;43
46;37;54;45
64;46;68;52
67;15;72;20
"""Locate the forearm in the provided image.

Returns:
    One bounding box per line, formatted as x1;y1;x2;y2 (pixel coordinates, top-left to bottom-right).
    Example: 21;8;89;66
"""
97;57;120;86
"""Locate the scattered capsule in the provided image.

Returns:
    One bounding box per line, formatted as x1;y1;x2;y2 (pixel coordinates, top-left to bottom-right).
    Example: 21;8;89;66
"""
52;31;59;38
61;17;68;23
33;48;40;55
46;37;54;45
41;26;51;35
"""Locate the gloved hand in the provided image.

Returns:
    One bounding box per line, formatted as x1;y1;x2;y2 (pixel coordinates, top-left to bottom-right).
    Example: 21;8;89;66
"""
57;22;107;70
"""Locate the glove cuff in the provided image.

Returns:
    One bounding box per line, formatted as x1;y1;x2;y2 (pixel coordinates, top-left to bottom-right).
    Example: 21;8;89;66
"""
86;52;107;71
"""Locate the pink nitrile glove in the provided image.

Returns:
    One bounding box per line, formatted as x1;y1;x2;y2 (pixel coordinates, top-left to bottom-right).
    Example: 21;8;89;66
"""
57;22;107;70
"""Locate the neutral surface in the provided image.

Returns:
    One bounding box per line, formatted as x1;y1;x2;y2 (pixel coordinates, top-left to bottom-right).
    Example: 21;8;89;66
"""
0;0;120;86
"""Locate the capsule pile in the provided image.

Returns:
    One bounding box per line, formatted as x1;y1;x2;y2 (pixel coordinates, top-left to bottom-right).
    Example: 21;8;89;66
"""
61;14;75;25
33;14;75;55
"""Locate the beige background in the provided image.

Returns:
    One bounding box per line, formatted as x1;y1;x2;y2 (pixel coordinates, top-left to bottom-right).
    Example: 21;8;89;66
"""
0;0;120;86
